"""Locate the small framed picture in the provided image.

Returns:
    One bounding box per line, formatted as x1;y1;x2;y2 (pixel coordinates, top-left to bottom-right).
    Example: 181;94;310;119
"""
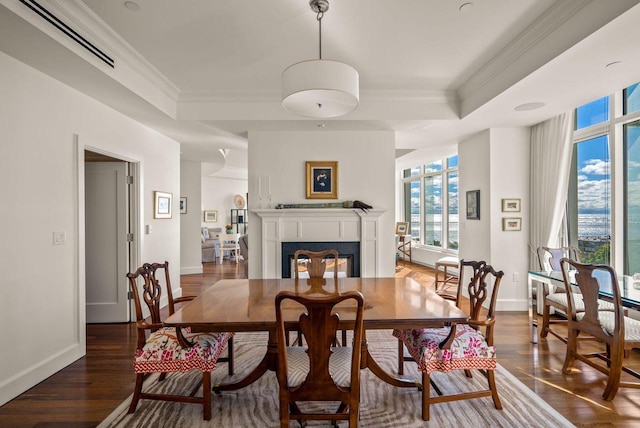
306;161;338;199
179;197;187;214
502;217;522;231
395;221;409;235
466;190;480;220
502;198;521;212
204;210;218;222
154;191;172;219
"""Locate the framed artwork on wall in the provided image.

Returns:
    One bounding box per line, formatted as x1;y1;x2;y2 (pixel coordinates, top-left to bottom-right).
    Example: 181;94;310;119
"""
179;197;187;214
501;198;521;212
395;222;409;235
502;217;522;231
204;210;218;222
154;191;172;219
306;161;338;199
466;190;480;220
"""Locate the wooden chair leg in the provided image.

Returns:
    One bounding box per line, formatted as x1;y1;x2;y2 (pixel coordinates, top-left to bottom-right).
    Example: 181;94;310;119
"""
128;373;144;414
487;369;502;410
422;372;431;421
603;348;624;401
227;337;234;375
203;371;211;420
540;302;551;338
398;338;404;375
562;327;578;374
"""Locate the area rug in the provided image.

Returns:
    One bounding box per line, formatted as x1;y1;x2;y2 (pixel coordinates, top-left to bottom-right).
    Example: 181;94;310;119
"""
99;330;574;427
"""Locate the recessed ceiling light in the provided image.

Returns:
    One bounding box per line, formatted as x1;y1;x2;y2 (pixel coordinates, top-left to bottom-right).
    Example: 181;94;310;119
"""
124;1;140;11
605;61;621;68
459;2;473;12
514;102;545;111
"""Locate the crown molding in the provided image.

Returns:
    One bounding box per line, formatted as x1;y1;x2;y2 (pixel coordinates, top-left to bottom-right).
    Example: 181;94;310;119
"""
458;0;591;103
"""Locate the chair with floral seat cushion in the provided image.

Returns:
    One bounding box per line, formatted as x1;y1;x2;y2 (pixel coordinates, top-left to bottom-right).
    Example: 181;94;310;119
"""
275;289;365;427
560;259;640;400
397;259;484;375
126;261;234;420
393;262;504;421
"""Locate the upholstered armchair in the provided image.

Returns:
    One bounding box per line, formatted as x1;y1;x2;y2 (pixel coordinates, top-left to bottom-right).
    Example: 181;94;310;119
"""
201;227;220;263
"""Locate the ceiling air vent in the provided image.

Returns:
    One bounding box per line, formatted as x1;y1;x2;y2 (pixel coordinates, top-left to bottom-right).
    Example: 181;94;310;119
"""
19;0;114;68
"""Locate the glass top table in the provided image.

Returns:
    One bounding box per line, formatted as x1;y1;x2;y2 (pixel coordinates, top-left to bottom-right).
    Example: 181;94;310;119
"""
527;270;640;343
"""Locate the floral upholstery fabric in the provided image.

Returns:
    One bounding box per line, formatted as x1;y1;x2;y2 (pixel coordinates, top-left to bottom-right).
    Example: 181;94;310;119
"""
134;327;233;374
393;325;496;373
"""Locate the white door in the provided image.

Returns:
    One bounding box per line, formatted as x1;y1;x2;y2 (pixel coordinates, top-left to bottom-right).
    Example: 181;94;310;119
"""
85;161;130;323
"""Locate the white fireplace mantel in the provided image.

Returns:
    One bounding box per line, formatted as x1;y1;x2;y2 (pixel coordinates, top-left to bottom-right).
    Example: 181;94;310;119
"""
254;208;386;278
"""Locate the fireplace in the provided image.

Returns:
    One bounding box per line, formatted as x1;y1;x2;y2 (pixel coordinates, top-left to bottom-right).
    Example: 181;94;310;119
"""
254;208;385;278
281;241;361;278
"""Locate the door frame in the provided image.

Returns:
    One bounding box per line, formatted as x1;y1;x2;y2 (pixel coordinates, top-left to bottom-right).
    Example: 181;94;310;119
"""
76;135;141;333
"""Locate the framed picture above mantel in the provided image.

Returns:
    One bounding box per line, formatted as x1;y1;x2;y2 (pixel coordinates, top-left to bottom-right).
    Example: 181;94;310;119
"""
306;161;338;199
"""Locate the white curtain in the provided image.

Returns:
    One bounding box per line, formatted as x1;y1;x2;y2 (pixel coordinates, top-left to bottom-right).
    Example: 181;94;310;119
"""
529;111;574;269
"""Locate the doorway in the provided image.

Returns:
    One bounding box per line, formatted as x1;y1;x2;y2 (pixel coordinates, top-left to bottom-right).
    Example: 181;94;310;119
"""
84;150;136;323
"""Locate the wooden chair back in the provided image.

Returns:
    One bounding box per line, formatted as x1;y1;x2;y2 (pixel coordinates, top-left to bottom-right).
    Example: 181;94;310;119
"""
452;259;486;306
293;249;339;279
275;290;365;426
126;262;175;348
537;246;579;271
558;258;640;400
463;262;504;345
560;259;622;343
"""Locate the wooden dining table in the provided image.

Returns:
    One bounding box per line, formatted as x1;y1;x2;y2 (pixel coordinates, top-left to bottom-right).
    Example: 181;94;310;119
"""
163;276;469;391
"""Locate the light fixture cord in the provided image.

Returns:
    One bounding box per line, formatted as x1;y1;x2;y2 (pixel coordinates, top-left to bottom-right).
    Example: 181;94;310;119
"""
317;10;323;60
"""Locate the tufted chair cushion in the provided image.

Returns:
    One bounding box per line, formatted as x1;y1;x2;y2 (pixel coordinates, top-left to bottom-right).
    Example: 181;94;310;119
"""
134;327;233;373
393;324;496;374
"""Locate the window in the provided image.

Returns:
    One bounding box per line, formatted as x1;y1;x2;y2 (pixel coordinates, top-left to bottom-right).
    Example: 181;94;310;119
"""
625;119;640;273
568;82;640;272
568;135;611;264
624;83;640;115
402;155;458;250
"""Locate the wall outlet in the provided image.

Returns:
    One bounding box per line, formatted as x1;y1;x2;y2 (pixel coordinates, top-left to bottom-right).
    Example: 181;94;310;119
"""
53;231;66;245
513;272;519;282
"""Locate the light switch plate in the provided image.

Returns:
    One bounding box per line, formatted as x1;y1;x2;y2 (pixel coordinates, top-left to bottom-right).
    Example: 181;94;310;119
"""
53;231;66;245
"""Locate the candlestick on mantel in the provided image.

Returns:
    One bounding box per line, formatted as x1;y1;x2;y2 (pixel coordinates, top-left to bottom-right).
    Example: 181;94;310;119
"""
257;176;262;197
267;176;271;195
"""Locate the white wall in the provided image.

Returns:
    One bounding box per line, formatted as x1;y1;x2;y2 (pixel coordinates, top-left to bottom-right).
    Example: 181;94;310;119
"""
247;131;396;279
0;52;181;406
181;160;203;274
488;127;531;310
201;176;248;232
459;130;492;261
458;128;530;310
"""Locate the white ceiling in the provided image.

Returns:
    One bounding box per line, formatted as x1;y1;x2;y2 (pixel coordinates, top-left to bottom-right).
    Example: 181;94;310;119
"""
2;0;640;173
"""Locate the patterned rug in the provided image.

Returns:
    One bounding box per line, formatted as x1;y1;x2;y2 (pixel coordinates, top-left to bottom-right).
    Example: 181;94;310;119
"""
99;330;574;427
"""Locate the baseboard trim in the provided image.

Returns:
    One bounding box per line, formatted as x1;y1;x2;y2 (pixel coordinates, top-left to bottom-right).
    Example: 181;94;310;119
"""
0;343;84;406
180;265;203;275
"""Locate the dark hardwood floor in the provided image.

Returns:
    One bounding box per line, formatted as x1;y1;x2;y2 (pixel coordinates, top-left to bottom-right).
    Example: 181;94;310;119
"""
1;260;639;427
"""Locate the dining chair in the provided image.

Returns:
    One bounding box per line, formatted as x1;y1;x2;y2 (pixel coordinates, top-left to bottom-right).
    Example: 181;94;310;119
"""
126;261;234;420
397;259;485;375
292;249;346;346
275;289;365;427
537;246;581;342
560;258;640;400
393;262;504;421
293;249;339;279
433;256;460;301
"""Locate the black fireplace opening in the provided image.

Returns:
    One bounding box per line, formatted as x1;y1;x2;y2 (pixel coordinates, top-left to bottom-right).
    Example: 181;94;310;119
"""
281;241;360;278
